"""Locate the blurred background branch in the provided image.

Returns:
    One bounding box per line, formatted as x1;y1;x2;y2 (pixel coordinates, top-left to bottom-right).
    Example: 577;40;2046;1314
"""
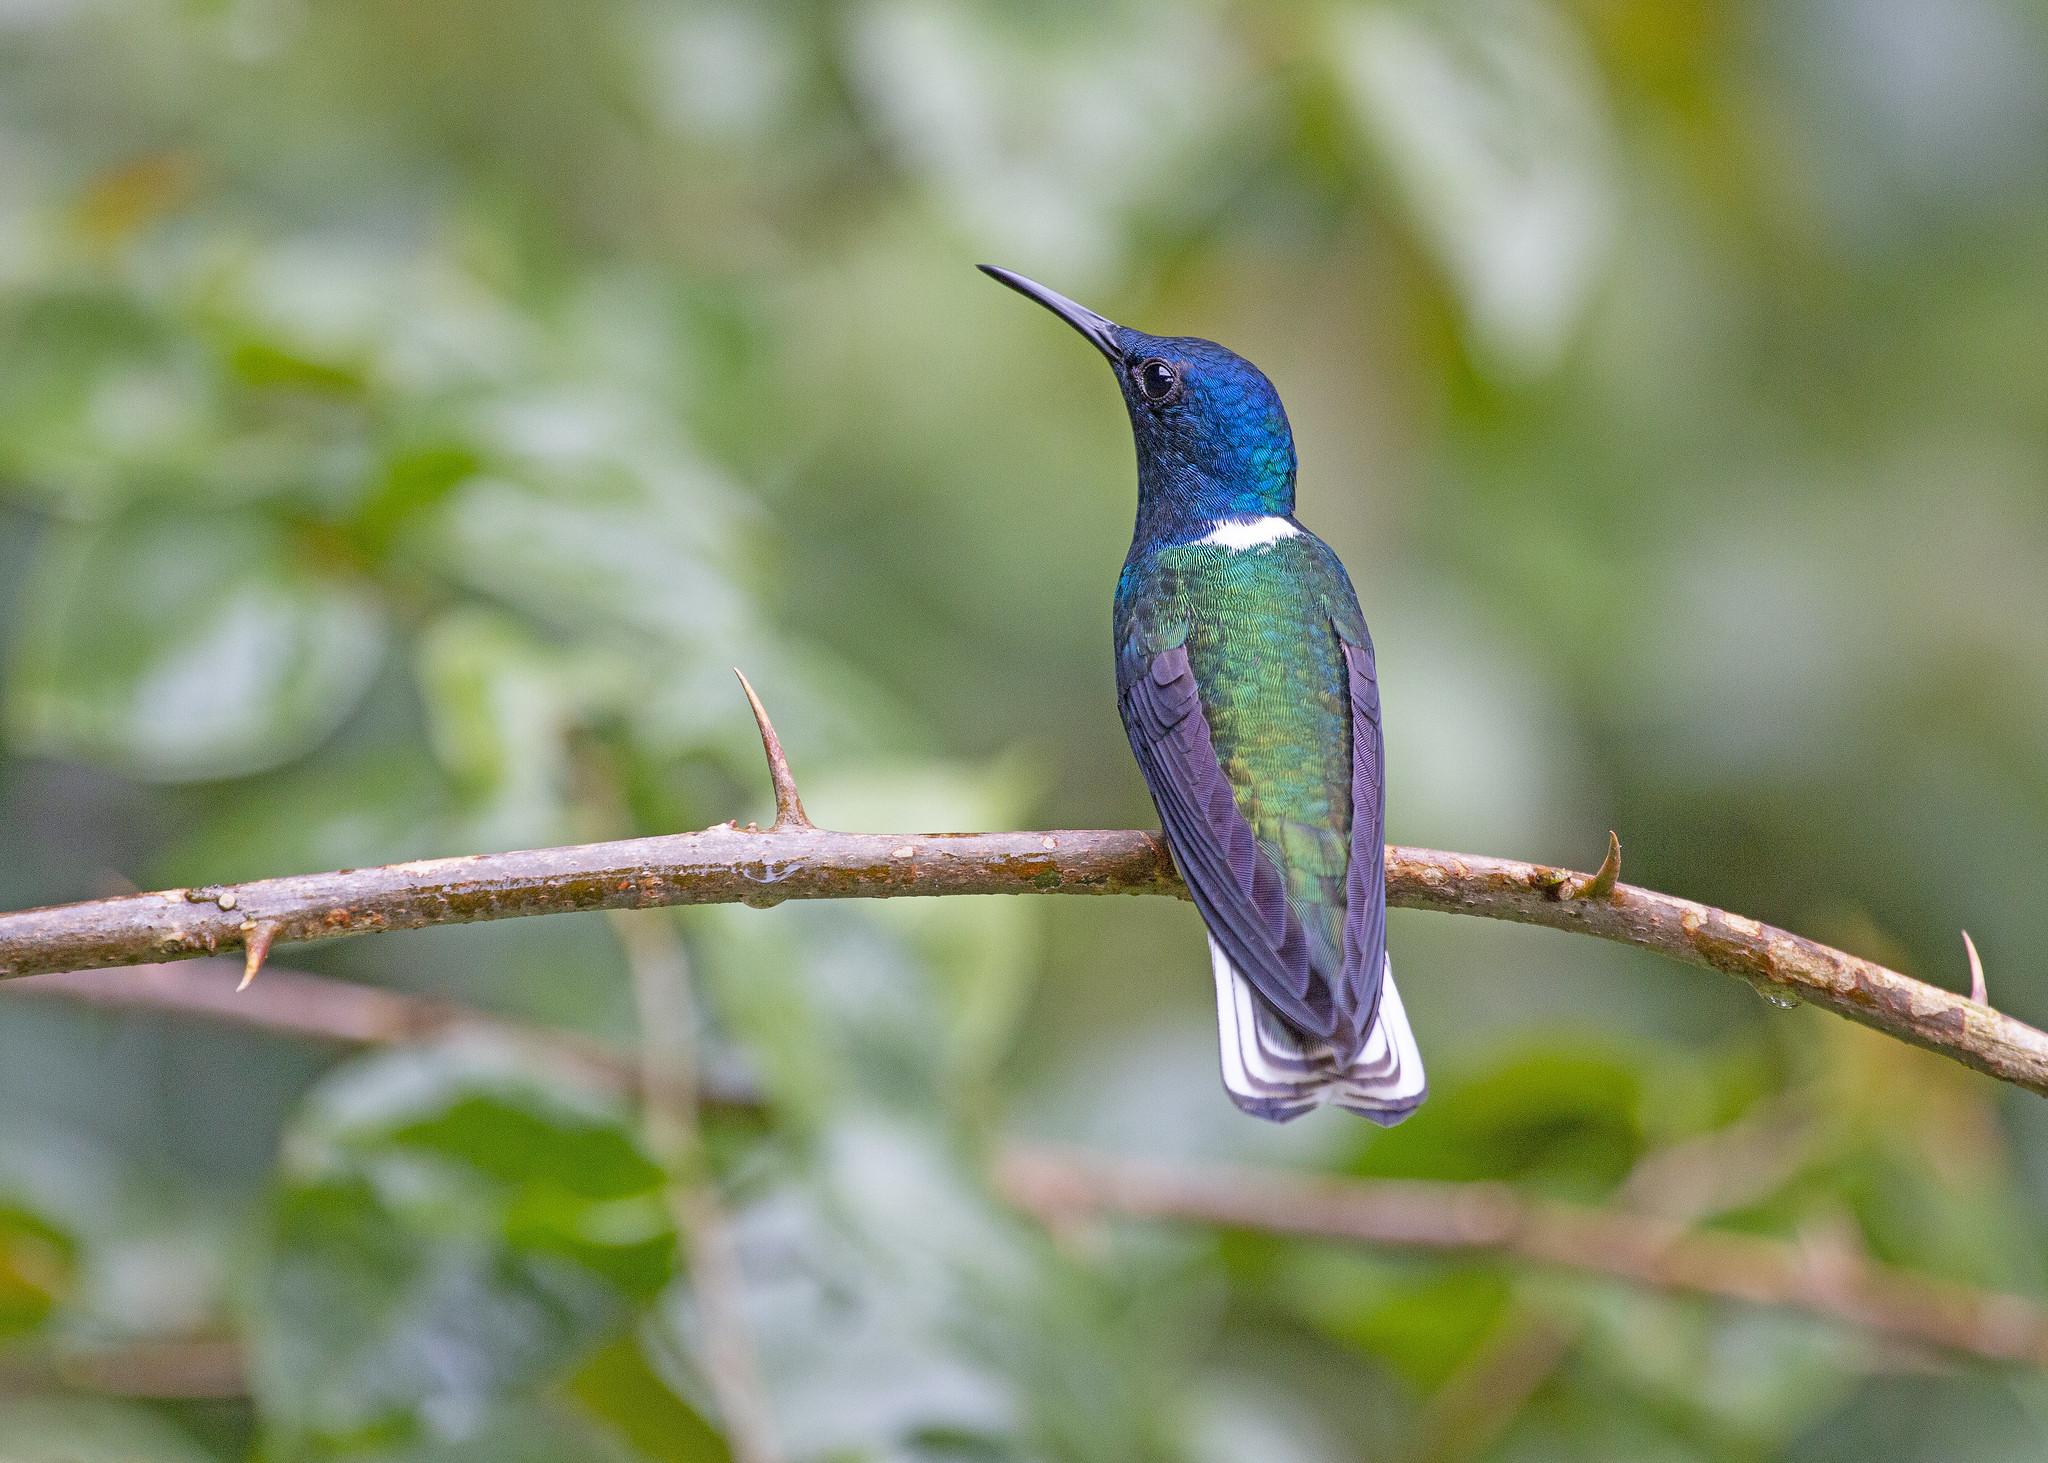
1409;1095;1829;1461
11;956;2047;1385
995;1149;2048;1371
0;1339;246;1401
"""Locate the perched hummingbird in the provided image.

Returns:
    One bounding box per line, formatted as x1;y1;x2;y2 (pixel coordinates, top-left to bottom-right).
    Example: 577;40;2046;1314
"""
983;266;1425;1125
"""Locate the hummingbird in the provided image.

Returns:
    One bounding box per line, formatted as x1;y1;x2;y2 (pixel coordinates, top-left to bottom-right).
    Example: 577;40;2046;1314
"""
983;265;1425;1124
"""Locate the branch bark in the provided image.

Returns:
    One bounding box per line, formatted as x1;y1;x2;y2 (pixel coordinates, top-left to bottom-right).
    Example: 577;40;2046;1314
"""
2;836;2039;1097
0;686;2040;1099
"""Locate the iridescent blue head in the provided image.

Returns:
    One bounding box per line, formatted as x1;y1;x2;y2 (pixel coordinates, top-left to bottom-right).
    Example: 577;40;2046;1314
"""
981;265;1296;544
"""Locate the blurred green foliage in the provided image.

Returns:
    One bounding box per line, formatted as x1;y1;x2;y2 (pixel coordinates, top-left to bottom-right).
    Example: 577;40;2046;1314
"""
3;0;2048;1458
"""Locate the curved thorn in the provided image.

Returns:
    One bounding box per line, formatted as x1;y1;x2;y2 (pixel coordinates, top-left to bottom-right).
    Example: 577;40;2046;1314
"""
1576;831;1622;902
239;919;280;992
733;669;813;832
1963;930;1988;1007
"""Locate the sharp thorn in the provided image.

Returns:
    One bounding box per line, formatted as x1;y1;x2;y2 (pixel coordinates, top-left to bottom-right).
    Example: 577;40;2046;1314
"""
1575;831;1622;902
1963;930;1989;1007
239;919;279;991
733;669;813;832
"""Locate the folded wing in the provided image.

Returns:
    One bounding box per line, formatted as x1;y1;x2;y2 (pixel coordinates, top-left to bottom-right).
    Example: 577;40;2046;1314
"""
1122;638;1425;1123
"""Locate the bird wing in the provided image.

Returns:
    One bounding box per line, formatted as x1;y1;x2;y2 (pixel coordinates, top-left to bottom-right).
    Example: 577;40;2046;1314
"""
1123;620;1389;1057
1335;634;1388;1053
1121;643;1331;1040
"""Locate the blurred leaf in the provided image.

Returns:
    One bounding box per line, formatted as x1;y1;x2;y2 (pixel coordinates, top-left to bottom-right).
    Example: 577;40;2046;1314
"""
351;445;480;560
0;1398;220;1463
1784;1369;2048;1463
1181;1377;1348;1463
261;1403;647;1463
1350;1049;1646;1196
0;1123;233;1344
1270;1247;1509;1391
844;1;1237;279
7;507;385;781
247;1040;675;1452
157;746;451;885
640;1117;1204;1463
804;759;1046;1108
1762;1016;2048;1293
230;341;367;396
414;610;575;852
0;286;188;518
1571;1295;1864;1447
663;1140;1019;1459
694;760;1044;1127
565;1335;731;1463
427;450;747;653
213;237;537;401
1334;0;1616;376
0;1202;74;1339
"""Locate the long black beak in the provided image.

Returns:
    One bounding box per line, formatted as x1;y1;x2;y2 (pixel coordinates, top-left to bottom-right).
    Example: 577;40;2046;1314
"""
979;265;1125;364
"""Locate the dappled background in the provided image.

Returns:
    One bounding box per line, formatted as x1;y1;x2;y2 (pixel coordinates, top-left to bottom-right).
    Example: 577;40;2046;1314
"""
3;0;2048;1457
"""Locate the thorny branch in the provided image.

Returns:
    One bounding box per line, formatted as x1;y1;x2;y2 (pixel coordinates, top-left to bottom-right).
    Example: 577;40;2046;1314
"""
11;959;2046;1377
0;677;2040;1099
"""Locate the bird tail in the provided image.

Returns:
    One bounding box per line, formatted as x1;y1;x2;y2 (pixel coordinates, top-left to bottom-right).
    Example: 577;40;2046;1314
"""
1208;936;1427;1125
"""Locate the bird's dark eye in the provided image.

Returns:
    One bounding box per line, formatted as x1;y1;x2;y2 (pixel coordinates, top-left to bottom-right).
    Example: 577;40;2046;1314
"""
1136;357;1180;403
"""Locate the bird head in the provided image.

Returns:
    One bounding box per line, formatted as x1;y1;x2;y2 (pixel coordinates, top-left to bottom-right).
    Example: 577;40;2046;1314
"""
981;266;1297;537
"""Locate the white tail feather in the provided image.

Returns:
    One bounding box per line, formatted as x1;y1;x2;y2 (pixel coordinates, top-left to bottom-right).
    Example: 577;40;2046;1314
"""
1208;936;1426;1125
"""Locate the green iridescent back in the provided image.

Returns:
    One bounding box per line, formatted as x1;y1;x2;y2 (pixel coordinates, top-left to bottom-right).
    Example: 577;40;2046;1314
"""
1115;531;1368;972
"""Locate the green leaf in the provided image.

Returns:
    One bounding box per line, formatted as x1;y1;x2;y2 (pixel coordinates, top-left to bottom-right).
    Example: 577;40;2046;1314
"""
155;745;452;886
413;610;575;852
0;1203;74;1339
564;1336;731;1463
430;466;745;651
258;1403;648;1463
6;506;386;781
0;287;192;519
1332;0;1616;377
247;1041;676;1452
1271;1247;1511;1392
0;1125;229;1344
0;1399;221;1463
1350;1049;1647;1197
1572;1296;1862;1446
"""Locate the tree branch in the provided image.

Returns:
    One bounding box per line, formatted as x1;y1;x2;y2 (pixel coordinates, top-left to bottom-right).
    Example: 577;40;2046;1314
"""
1;685;2040;1100
8;958;760;1108
13;959;2043;1376
994;1148;2048;1372
0;1339;244;1399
